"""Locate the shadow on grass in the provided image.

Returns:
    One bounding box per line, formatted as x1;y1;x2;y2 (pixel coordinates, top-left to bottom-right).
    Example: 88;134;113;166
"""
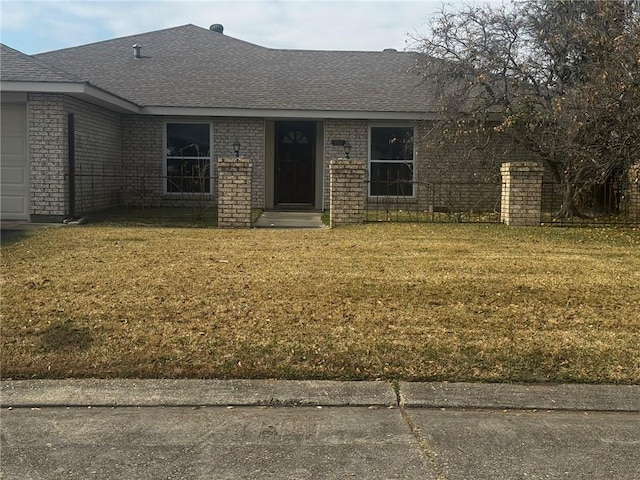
84;207;264;228
88;206;218;228
39;320;93;353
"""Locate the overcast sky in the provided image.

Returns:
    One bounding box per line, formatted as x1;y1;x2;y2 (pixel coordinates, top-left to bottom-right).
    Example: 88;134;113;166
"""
0;0;506;55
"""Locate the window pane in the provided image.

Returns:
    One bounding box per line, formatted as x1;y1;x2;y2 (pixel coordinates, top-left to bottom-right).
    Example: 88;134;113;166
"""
370;162;413;196
282;130;309;144
167;123;210;157
371;127;414;161
166;158;211;193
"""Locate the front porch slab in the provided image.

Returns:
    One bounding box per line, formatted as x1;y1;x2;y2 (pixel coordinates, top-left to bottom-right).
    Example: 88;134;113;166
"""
254;211;326;229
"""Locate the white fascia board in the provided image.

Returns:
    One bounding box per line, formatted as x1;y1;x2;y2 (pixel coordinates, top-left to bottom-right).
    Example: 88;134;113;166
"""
1;81;86;94
140;106;433;120
82;84;139;113
0;92;28;102
0;81;140;113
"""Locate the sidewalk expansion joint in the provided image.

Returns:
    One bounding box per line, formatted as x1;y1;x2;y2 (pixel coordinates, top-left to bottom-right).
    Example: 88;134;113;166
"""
400;405;449;480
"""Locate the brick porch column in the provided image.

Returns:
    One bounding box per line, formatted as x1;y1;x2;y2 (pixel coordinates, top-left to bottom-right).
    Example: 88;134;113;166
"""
217;157;253;228
329;158;366;228
500;162;545;227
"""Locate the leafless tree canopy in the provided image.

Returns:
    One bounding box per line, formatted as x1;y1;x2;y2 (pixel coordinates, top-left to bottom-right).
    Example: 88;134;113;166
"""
413;0;640;217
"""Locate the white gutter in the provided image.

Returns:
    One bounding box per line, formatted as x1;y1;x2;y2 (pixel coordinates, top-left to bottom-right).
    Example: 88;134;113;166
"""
140;106;434;120
0;81;140;113
1;81;439;120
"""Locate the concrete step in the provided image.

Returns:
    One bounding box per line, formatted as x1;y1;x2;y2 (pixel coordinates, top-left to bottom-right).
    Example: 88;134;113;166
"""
254;211;327;229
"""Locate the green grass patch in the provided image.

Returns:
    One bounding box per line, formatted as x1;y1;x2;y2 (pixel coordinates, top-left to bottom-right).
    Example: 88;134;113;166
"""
1;223;638;383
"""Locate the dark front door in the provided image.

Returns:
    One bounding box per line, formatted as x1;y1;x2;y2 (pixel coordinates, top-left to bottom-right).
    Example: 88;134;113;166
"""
275;122;315;206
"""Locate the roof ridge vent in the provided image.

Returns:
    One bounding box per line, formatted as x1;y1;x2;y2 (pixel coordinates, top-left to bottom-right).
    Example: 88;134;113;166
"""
383;48;398;53
210;24;224;34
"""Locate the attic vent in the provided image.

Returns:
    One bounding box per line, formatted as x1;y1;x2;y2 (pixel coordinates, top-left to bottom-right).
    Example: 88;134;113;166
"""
210;24;224;34
133;44;141;58
383;48;397;53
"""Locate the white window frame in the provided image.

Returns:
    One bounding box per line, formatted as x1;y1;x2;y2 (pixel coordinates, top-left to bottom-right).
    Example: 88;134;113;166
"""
368;124;415;198
163;121;213;195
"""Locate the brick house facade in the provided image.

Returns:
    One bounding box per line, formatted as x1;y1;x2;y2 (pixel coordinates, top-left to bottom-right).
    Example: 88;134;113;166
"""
26;94;124;220
1;25;540;222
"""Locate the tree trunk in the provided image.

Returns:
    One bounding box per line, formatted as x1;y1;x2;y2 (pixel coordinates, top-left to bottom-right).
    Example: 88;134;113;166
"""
557;182;583;219
551;163;584;220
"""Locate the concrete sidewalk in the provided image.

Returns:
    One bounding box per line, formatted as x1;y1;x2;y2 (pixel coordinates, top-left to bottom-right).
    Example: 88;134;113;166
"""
2;379;639;411
2;380;639;480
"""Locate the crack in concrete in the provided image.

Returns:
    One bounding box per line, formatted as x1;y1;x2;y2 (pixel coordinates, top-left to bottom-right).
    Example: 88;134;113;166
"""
400;406;449;480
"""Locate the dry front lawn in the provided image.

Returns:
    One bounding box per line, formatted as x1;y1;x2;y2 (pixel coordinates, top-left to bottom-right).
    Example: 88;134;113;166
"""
1;224;639;383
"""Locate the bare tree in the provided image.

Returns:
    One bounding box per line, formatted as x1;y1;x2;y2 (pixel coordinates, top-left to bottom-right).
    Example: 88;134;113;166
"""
413;0;640;218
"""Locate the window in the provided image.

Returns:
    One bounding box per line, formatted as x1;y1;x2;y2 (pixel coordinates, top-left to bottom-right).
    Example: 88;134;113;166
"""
165;122;212;193
369;126;414;197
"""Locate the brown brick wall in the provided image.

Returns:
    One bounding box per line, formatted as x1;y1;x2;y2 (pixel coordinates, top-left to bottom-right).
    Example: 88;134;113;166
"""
323;121;540;214
122;116;264;208
324;120;368;210
27;94;68;219
416;124;539;213
27;94;123;219
122;115;165;206
65;97;123;215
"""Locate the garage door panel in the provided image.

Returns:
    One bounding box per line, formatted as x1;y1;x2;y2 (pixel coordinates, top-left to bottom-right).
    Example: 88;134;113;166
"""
1;134;27;156
1;103;29;220
1;165;27;186
2;106;26;130
1;195;28;215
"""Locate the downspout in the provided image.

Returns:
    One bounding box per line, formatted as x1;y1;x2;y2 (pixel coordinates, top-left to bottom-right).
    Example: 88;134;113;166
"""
68;113;76;219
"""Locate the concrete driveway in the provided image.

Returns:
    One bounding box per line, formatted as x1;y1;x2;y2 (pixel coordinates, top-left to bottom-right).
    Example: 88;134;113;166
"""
0;221;61;244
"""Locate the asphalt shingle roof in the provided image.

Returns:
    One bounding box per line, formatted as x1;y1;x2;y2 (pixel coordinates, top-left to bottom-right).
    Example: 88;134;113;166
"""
33;24;431;113
1;43;83;83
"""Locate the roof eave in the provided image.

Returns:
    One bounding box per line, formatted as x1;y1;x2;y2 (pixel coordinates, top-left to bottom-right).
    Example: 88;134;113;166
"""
0;81;140;113
140;105;435;120
0;82;438;120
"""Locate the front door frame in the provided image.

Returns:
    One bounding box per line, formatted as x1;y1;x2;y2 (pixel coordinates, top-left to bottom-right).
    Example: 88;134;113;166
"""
273;120;317;209
264;120;324;211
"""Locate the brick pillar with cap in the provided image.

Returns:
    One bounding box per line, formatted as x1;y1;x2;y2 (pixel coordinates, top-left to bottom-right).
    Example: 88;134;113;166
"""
329;158;366;228
217;157;253;228
500;162;545;227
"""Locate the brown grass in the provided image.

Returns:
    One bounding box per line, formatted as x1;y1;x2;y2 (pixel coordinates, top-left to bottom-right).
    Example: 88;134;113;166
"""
1;224;639;383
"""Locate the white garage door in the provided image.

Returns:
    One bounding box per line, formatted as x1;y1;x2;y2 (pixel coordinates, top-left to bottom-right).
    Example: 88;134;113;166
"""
1;103;29;220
